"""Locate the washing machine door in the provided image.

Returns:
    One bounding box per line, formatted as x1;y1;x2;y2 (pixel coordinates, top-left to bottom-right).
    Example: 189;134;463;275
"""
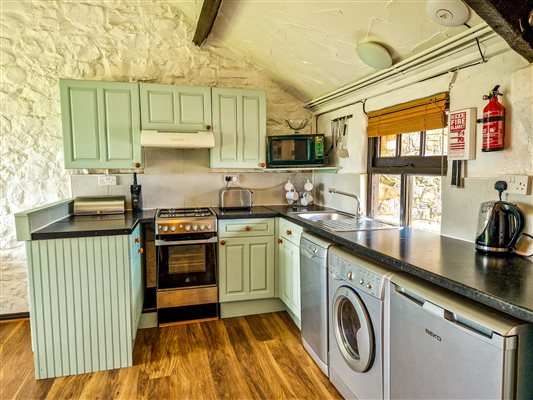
332;286;375;372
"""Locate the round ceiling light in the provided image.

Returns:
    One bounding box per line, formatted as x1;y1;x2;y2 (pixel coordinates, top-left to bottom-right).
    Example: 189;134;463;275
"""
356;42;393;70
427;0;470;27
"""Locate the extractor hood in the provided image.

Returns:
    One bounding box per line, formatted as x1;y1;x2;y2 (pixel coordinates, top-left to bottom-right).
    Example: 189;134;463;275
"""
140;130;215;149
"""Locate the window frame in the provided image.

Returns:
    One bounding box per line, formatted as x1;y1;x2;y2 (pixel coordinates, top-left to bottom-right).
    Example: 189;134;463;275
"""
366;130;448;227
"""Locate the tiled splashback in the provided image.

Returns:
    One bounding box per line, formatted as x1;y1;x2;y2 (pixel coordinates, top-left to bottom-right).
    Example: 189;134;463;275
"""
70;149;313;209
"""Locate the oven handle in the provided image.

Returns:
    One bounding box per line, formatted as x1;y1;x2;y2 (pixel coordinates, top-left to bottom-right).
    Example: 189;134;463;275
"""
155;237;218;246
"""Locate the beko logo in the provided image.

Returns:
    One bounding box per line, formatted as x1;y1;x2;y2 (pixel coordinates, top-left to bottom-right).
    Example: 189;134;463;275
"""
425;328;442;342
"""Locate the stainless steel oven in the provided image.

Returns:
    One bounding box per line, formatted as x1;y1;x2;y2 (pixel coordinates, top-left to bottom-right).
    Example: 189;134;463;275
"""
155;207;219;325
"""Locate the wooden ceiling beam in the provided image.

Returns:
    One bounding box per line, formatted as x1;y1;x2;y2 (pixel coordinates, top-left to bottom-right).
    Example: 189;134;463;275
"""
463;0;533;62
193;0;223;46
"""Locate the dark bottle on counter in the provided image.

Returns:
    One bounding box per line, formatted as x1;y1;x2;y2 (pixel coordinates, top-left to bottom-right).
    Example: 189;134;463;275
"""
131;172;142;213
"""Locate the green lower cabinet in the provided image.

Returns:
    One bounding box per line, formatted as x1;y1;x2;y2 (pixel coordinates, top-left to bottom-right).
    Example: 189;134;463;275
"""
60;79;142;169
25;228;144;379
218;236;275;302
129;225;144;345
278;238;301;319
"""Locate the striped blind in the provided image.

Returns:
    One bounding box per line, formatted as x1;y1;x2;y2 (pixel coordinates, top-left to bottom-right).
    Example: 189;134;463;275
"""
367;92;449;137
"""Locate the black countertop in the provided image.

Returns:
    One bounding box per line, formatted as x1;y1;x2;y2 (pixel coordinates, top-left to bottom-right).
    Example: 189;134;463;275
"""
212;206;279;219
31;209;157;240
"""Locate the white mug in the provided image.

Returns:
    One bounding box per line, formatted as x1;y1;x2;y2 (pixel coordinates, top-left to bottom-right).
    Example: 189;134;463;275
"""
304;180;313;192
301;197;309;206
286;191;298;201
303;192;313;203
284;181;294;191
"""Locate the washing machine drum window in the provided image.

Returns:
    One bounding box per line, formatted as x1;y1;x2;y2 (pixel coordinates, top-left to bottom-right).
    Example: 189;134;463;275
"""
333;286;375;372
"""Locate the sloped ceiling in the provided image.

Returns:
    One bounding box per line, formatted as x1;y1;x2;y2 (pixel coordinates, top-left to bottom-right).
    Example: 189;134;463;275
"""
197;0;482;101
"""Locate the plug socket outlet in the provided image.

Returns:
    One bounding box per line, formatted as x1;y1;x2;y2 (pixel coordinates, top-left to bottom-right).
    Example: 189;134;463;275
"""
98;175;117;186
502;175;530;195
223;174;239;184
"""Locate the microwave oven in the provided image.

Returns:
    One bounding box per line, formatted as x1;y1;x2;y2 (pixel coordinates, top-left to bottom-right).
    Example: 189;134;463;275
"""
267;134;325;168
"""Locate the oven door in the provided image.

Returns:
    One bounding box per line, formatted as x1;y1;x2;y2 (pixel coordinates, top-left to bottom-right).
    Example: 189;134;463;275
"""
156;234;217;289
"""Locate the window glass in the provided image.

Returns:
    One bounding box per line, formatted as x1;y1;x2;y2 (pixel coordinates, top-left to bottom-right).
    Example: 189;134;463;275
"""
400;132;420;156
374;174;401;225
410;176;442;232
425;128;447;156
379;134;397;157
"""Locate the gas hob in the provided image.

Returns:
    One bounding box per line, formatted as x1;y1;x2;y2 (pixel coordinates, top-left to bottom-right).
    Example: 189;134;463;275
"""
155;207;216;235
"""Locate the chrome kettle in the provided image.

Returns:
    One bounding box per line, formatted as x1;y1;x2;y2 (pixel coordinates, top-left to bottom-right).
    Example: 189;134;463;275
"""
475;182;525;254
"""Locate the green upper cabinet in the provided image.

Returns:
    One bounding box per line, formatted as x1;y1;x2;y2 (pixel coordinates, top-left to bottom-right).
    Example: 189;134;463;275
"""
60;80;142;169
210;88;266;169
139;83;212;132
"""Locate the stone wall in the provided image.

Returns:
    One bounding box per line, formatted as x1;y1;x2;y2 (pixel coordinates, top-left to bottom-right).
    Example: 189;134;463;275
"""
0;1;310;314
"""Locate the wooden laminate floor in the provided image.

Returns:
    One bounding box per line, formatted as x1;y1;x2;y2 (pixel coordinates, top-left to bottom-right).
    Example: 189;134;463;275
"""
1;312;342;399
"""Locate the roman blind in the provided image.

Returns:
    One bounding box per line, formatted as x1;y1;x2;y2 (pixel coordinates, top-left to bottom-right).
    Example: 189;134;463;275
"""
367;92;449;137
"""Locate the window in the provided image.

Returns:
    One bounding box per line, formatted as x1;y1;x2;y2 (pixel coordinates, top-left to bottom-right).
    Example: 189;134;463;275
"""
366;93;448;232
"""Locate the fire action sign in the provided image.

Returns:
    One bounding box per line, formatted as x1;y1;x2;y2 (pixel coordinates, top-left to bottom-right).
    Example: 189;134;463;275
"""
447;108;476;160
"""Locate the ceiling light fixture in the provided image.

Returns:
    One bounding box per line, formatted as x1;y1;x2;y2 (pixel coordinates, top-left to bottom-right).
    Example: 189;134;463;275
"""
356;42;393;70
427;0;470;27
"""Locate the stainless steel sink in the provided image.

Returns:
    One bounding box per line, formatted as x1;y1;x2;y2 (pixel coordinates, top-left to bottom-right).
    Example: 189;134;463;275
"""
296;211;353;221
295;211;400;232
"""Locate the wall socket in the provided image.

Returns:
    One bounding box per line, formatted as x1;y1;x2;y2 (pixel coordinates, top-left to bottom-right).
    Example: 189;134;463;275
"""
502;175;530;195
98;175;117;186
223;174;239;184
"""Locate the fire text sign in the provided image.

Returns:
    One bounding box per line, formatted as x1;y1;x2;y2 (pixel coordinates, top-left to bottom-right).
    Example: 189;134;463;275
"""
448;108;476;160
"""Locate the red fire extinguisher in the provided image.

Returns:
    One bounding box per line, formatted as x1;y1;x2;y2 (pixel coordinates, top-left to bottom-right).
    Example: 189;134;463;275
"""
481;85;505;152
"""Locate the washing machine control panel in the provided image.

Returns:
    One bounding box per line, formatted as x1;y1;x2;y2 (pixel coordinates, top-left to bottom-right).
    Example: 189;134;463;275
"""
329;253;384;298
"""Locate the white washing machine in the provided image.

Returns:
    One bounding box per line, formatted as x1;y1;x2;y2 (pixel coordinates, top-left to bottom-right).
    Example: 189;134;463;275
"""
328;247;396;400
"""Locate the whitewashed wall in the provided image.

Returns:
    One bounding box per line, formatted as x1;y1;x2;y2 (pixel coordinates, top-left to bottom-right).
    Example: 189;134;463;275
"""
0;1;310;314
314;52;532;249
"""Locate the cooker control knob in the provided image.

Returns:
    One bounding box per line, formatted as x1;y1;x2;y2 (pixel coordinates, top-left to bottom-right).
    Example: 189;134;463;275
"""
199;225;205;230
347;271;354;281
207;224;212;230
366;283;372;289
185;225;191;231
162;226;169;232
192;225;198;231
158;225;162;230
170;226;176;232
359;279;364;285
179;224;183;228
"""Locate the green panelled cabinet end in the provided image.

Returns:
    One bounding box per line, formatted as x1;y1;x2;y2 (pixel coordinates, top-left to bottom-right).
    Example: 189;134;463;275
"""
59;79;142;169
210;88;267;169
139;83;212;132
277;218;303;322
278;238;301;319
25;225;144;379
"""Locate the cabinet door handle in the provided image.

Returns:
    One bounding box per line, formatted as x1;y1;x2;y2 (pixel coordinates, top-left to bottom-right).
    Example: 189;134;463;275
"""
259;162;266;168
277;239;283;244
245;226;252;231
135;162;141;168
135;237;141;243
138;248;144;254
286;229;292;235
220;240;226;246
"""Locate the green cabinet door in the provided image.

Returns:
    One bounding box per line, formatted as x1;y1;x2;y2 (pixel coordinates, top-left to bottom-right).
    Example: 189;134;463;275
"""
211;88;266;169
218;236;275;302
139;83;212;131
278;238;300;319
129;224;143;345
60;80;142;169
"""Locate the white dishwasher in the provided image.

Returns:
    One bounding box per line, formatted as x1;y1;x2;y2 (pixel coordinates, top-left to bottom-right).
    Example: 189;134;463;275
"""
386;274;533;400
